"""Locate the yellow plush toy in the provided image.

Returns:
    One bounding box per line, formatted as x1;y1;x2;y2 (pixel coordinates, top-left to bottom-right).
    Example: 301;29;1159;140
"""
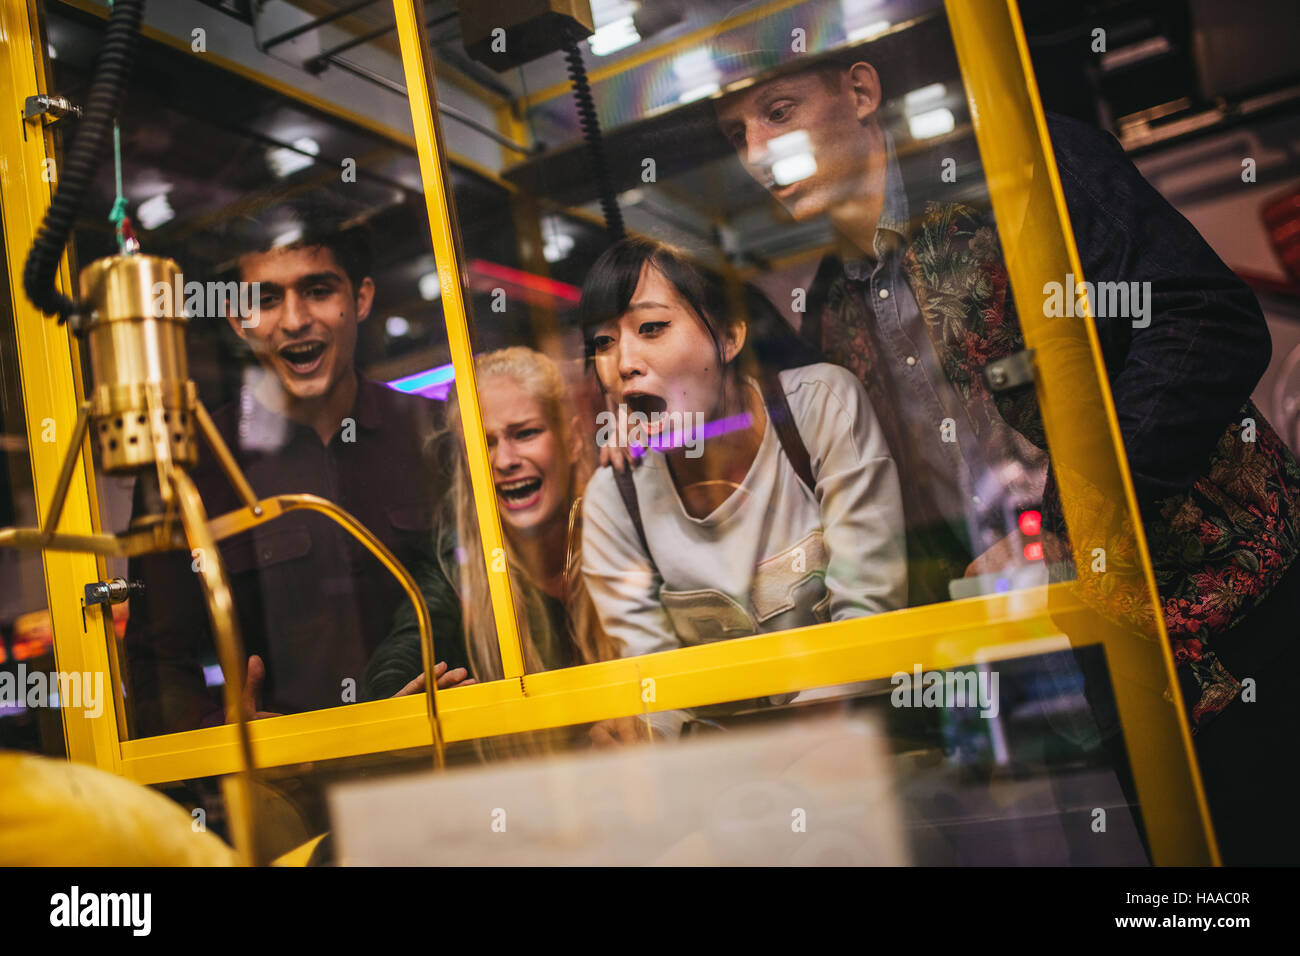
0;751;236;866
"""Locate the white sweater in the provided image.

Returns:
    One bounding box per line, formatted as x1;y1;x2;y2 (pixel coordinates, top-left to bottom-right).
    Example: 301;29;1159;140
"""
582;363;908;675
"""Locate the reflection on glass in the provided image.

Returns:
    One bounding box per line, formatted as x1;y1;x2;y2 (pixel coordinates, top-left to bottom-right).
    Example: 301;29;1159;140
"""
414;0;1225;863
42;3;514;738
445;3;1066;741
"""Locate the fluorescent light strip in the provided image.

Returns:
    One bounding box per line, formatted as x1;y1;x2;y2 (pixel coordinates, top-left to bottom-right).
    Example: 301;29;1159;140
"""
387;363;456;394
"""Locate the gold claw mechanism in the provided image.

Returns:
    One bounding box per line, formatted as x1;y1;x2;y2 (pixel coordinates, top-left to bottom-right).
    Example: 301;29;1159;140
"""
0;251;446;865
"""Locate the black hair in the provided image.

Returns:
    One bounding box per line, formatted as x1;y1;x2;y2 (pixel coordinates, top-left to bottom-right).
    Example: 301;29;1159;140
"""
577;236;821;377
221;196;373;293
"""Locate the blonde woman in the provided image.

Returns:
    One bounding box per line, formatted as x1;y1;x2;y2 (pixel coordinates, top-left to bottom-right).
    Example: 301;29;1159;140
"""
365;347;616;699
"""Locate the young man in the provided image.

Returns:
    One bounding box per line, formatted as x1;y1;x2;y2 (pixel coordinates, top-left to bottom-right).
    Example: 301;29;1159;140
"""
123;203;469;735
714;50;1300;863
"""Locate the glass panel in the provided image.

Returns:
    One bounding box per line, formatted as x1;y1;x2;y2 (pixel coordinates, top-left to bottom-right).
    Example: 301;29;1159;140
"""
21;0;1214;864
0;200;66;759
412;0;1212;863
322;646;1148;865
433;0;1064;680
40;2;507;739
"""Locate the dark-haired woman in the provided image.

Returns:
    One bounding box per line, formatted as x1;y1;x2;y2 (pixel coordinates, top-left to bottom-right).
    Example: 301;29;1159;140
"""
578;238;907;736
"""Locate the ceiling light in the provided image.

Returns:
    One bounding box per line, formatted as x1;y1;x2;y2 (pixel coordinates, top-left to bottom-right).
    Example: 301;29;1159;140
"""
907;107;955;140
589;15;640;56
673;46;721;103
271;226;303;248
904;83;947;111
678;83;720;104
846;19;889;43
266;136;320;178
542;233;575;263
136;193;174;231
419;271;442;301
765;130;817;186
385;316;410;338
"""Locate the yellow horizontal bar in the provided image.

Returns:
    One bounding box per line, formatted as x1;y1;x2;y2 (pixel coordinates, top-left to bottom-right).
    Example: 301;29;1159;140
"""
119;582;1089;784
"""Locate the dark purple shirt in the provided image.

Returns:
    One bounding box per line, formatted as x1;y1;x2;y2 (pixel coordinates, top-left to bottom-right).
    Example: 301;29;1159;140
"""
123;376;448;736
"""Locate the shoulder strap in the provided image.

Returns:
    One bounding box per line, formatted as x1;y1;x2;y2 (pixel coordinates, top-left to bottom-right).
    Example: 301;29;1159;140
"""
800;253;843;352
612;464;654;567
758;371;816;495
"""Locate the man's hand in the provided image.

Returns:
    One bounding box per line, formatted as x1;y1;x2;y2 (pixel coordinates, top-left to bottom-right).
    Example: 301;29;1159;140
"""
589;715;657;747
393;661;477;697
598;395;639;474
599;441;630;472
239;654;282;721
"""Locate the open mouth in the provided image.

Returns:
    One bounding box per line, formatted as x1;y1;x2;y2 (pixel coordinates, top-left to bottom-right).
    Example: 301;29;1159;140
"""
496;476;543;511
277;340;327;375
625;392;668;437
625;392;667;417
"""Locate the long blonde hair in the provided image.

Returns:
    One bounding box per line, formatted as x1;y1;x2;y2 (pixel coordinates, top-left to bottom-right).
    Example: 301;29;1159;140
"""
441;347;614;684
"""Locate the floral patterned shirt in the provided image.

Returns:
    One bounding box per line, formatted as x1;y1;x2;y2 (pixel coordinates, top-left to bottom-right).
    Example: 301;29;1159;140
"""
810;117;1299;733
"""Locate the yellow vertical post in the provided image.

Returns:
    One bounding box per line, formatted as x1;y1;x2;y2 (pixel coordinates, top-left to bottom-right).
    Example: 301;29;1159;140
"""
944;0;1218;864
0;0;124;770
392;0;526;678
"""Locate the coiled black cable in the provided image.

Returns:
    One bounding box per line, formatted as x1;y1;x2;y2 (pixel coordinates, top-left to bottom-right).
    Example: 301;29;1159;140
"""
562;35;625;243
23;0;145;326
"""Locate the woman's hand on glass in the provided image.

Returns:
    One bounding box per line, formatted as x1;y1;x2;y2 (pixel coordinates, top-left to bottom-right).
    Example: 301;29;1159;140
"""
392;661;477;696
589;715;659;747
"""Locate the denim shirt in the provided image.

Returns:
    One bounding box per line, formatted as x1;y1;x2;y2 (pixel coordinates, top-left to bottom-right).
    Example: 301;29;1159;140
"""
840;132;1047;563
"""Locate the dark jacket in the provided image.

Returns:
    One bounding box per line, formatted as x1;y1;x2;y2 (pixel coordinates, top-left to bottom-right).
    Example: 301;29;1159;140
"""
362;528;468;700
364;528;576;699
122;377;464;735
809;113;1298;731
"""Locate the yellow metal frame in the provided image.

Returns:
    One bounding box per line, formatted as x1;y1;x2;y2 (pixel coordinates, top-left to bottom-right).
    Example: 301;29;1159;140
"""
2;0;1216;865
117;582;1080;782
1;0;124;772
395;1;527;678
948;0;1215;863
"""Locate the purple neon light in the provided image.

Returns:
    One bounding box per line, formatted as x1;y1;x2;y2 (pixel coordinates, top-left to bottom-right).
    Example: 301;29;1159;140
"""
626;411;754;458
